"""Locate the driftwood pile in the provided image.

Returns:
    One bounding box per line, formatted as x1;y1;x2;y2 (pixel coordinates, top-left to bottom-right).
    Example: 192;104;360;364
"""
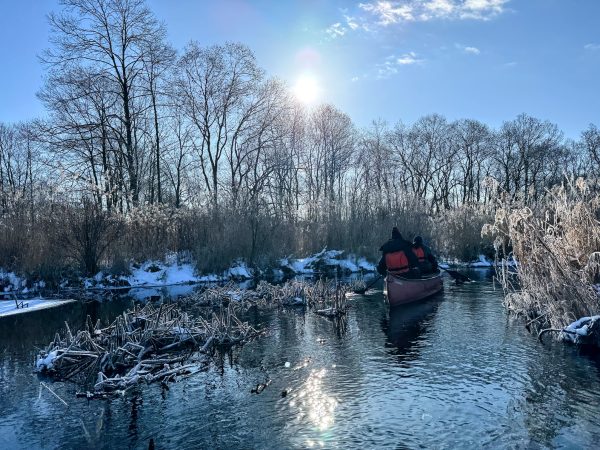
34;279;352;398
35;303;262;396
303;279;349;318
254;278;349;317
182;279;349;317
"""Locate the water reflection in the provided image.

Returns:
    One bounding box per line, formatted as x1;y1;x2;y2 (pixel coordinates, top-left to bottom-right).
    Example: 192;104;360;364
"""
291;368;338;432
382;298;442;357
520;343;600;447
2;272;600;449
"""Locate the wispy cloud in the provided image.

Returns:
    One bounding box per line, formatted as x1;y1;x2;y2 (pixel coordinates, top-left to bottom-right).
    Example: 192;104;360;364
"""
376;52;423;78
325;22;346;38
396;51;423;64
359;1;415;25
346;15;360;30
344;14;371;31
584;43;600;51
352;0;508;27
455;44;481;54
460;0;508;20
325;1;509;39
464;46;481;54
422;0;455;19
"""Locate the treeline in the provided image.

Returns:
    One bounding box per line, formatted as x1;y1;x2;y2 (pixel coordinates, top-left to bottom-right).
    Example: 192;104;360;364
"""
1;0;599;281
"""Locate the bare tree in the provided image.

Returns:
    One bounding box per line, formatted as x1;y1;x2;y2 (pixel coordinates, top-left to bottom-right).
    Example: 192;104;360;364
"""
581;124;600;177
177;42;264;210
450;119;492;204
502;113;563;202
142;39;176;204
44;0;168;206
264;102;305;222
304;104;354;220
163;104;194;208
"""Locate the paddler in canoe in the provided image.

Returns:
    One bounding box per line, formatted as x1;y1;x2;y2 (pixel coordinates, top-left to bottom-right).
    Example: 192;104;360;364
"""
376;227;421;279
377;227;444;305
411;235;439;275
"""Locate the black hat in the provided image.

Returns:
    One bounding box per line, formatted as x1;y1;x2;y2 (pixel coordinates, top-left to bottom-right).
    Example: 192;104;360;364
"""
392;227;402;240
414;235;423;245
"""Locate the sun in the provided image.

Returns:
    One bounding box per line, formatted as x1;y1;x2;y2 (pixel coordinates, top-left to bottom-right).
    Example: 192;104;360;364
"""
292;74;320;104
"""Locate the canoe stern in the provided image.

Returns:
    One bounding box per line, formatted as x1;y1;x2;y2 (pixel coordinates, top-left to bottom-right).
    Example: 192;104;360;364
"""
385;274;443;306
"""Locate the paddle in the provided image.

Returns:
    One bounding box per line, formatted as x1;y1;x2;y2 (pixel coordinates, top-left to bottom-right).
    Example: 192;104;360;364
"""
353;275;382;294
440;267;472;283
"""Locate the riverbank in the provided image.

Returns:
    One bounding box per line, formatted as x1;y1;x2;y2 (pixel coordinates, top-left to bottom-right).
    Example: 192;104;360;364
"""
1;249;377;296
1;250;513;298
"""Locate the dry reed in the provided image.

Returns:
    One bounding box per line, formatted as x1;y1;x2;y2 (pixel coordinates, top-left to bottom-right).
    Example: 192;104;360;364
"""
484;178;600;334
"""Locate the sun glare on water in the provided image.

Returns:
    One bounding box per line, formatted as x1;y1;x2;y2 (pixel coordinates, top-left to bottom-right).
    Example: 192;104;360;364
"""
293;74;320;104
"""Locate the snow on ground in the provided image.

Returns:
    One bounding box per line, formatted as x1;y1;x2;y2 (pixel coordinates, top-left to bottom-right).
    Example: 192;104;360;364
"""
1;249;517;297
1;270;48;295
2;249;377;295
0;270;26;292
279;248;376;275
127;261;201;286
439;254;516;268
127;284;198;302
469;254;494;268
224;261;253;280
561;316;600;344
35;350;58;372
356;257;376;272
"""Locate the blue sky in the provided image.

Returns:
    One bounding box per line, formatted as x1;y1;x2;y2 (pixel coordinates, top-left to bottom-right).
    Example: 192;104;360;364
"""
0;0;599;138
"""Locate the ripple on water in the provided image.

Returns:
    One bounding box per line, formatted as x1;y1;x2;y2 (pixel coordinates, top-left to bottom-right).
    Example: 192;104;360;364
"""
1;274;600;448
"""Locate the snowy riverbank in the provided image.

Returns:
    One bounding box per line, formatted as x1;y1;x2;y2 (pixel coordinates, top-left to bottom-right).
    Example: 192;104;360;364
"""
1;251;517;297
1;249;377;295
439;254;516;269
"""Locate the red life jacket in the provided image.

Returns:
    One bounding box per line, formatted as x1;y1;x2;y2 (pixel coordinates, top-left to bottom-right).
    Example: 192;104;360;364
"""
385;251;410;274
413;247;426;263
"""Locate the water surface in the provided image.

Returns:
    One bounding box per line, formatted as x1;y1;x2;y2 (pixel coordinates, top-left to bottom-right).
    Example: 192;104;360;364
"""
1;271;599;449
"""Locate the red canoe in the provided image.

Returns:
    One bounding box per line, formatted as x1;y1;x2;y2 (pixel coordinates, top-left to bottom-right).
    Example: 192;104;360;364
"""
384;272;443;306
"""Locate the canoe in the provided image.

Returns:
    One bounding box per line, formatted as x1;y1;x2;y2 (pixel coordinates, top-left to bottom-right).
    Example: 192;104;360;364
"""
384;272;443;306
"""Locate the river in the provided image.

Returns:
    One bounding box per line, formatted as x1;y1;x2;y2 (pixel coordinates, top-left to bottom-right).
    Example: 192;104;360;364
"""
1;270;599;449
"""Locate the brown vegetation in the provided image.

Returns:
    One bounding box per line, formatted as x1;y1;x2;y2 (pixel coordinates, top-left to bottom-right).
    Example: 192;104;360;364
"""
485;178;600;332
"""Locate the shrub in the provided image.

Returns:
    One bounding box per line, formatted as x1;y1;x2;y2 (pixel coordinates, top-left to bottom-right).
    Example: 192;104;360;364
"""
488;178;600;330
58;199;122;276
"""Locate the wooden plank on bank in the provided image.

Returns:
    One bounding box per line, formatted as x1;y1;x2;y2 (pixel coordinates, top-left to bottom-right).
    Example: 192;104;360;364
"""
0;299;77;318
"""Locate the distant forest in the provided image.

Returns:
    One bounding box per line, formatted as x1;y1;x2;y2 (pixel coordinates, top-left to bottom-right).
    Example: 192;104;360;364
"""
1;0;599;280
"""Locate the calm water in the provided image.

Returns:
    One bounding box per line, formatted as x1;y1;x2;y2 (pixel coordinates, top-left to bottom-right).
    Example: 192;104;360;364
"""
1;271;600;449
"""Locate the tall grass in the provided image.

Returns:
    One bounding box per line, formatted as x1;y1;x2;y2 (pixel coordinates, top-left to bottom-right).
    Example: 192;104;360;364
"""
485;178;600;330
0;199;496;285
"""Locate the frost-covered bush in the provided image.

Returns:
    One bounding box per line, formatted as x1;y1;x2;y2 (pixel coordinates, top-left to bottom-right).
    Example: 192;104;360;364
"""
488;178;600;331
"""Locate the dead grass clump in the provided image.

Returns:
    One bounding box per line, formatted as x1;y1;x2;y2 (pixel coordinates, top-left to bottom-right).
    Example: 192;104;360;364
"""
184;279;350;315
35;302;262;396
488;178;600;331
